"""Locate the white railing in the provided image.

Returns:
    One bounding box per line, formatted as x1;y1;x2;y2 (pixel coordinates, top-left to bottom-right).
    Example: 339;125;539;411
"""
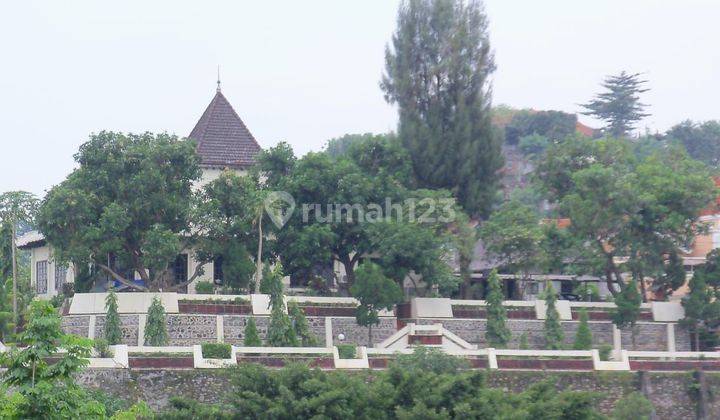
1;340;719;371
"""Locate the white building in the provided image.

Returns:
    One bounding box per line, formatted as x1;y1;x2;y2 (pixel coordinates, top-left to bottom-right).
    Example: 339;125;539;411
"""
20;85;262;298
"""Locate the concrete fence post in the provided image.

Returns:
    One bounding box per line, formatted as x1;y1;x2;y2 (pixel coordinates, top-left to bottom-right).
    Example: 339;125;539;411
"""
88;315;97;340
666;323;676;356
486;348;498;369
612;324;622;361
137;314;147;346
325;317;333;348
216;316;224;343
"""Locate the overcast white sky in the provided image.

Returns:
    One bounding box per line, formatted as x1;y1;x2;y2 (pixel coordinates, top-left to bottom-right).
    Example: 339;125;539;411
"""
1;0;719;196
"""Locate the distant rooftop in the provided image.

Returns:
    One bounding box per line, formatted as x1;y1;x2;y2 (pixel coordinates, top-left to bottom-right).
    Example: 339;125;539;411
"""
188;88;262;169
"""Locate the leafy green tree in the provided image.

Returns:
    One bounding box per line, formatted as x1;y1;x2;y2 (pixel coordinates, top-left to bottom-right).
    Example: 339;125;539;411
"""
536;136;715;297
518;134;550;157
0;191;39;326
612;280;642;349
573;309;593;350
506;110;577;144
350;262;403;346
382;0;502;217
666;120;720;168
543;283;564;350
287;301;318;346
243;318;262;347
37;132;202;291
480;199;544;298
518;332;530;350
104;288;122;345
195;170;264;292
144;296;168;346
0;300;105;418
581;71;650;137
485;270;511;348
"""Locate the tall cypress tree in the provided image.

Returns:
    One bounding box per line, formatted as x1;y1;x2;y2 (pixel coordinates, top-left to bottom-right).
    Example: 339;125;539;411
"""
104;289;122;345
144;297;168;346
382;0;502;217
573;309;592;350
485;269;510;348
543;282;564;350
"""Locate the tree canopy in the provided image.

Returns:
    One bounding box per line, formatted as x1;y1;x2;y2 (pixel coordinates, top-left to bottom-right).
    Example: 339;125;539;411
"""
382;0;503;217
580;71;650;137
38;132;201;292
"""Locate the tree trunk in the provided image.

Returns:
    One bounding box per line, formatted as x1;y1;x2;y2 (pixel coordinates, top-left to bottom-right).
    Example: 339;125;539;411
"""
638;269;648;303
11;223;17;332
255;215;263;294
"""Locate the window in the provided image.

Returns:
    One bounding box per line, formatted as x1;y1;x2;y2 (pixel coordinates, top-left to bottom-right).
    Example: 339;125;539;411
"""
36;261;48;294
55;264;67;291
213;256;224;284
174;254;189;284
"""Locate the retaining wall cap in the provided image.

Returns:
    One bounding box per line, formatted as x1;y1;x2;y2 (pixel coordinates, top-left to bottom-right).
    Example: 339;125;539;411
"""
651;302;685;322
69;292;179;314
411;297;453;318
535;300;572;320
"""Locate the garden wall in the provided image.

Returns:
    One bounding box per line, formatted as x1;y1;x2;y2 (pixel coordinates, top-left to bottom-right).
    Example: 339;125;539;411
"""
412;318;691;351
74;368;719;418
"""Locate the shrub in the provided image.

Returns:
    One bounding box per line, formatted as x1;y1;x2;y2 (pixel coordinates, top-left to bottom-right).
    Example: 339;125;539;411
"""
518;332;530;350
337;344;356;359
612;392;654;420
194;281;214;294
49;294;65;309
144;297;168;346
599;344;612;361
104;289;122;345
94;338;113;358
392;347;469;374
202;343;232;359
243;318;262;346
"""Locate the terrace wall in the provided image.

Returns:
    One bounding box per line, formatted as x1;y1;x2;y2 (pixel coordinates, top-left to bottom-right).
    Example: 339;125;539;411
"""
74;368;719;418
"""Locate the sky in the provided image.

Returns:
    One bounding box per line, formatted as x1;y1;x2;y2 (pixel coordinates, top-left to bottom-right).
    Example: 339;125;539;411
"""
1;0;719;196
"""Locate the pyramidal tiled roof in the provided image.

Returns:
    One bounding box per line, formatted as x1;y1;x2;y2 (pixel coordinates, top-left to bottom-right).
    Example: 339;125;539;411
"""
188;89;262;168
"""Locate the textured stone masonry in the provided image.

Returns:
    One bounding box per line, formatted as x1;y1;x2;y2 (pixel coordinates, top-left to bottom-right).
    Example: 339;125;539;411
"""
74;369;720;418
94;315;139;345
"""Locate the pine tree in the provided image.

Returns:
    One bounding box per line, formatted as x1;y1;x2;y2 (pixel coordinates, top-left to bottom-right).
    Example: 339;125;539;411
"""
485;270;511;348
681;271;720;351
243;317;262;347
573;309;593;350
265;266;297;347
144;296;168;346
288;301;318;347
104;288;122;345
381;0;503;217
612;280;642;349
543;282;564;350
581;71;650;137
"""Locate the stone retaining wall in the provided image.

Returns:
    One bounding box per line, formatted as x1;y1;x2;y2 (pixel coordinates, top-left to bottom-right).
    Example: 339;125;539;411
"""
95;315;139;345
414;318;690;351
74;369;719;418
222;315;326;346
331;316;396;346
61;316;90;338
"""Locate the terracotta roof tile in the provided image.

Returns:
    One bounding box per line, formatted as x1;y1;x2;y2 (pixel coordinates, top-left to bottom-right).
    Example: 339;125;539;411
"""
188;90;262;168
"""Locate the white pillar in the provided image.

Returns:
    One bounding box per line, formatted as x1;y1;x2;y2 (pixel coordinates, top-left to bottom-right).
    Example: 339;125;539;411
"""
612;324;622;361
325;317;333;348
487;348;498;369
217;316;224;343
137;314;147;346
88;315;96;340
667;323;676;359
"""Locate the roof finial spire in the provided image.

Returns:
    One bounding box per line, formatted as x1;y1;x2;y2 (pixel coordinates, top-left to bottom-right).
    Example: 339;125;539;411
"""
216;65;221;92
